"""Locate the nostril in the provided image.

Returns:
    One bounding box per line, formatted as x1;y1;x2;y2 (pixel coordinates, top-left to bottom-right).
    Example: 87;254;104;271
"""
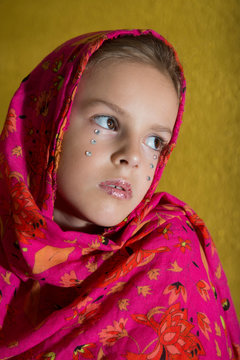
121;157;140;168
119;159;128;164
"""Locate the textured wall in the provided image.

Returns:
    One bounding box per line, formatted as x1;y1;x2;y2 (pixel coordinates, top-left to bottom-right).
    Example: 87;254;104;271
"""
0;0;239;317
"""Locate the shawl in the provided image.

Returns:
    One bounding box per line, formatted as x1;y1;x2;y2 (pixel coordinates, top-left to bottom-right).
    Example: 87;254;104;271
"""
0;29;239;360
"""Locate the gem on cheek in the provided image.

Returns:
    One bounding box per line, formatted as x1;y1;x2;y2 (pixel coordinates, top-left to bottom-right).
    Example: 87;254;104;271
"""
91;139;96;144
153;155;157;160
147;176;151;181
94;129;100;135
150;163;154;169
85;151;92;157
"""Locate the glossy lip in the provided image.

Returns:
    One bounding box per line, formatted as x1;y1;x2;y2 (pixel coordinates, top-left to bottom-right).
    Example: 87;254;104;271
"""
98;179;133;200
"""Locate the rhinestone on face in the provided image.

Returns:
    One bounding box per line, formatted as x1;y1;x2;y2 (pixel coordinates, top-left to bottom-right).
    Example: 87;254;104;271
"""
150;163;154;169
91;139;96;144
85;151;92;157
94;129;100;135
146;176;151;181
153;155;157;160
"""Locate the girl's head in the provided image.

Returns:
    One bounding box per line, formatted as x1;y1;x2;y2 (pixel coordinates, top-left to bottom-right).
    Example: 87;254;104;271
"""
53;34;182;232
0;29;185;238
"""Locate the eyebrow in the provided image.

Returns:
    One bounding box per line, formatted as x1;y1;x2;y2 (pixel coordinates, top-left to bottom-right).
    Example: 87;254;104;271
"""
82;98;173;135
82;98;125;115
149;125;173;136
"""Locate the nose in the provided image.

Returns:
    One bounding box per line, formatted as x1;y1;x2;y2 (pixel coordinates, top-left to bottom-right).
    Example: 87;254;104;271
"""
111;142;140;168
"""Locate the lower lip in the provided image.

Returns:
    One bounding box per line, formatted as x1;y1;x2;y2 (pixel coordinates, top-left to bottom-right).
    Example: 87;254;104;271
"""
99;184;132;200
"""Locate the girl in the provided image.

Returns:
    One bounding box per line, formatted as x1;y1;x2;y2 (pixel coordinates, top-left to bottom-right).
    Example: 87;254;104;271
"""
0;29;239;359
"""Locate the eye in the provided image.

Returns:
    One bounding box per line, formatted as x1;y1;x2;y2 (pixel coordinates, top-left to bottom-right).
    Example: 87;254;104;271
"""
93;115;118;131
146;136;166;151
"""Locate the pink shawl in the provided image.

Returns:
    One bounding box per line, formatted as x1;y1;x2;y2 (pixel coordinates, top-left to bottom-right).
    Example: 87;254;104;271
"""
0;29;239;359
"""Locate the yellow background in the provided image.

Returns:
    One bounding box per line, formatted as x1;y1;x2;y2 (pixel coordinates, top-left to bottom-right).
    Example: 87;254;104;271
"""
0;0;239;317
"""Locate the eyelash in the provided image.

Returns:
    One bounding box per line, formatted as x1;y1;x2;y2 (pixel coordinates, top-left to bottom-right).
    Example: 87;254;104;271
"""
92;115;167;152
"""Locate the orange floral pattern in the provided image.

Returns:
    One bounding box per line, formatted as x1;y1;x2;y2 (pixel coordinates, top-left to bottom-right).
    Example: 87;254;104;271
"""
147;268;160;280
124;303;205;359
10;179;46;244
163;282;187;304
196;280;210;301
197;312;212;340
175;237;192;253
59;270;83;287
99;318;128;346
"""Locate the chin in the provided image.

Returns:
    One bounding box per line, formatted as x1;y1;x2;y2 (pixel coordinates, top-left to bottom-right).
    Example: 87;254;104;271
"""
87;204;130;228
90;211;128;228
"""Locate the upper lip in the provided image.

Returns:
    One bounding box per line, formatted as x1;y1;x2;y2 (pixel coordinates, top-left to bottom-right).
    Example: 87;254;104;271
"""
99;179;132;193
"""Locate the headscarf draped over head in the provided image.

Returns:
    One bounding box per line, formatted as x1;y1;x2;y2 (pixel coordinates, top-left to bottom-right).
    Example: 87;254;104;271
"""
0;29;239;359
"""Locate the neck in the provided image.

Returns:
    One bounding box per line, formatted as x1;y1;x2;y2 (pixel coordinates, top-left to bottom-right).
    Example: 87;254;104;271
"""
53;196;105;234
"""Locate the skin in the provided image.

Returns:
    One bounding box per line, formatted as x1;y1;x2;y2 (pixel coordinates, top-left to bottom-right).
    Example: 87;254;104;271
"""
53;60;179;233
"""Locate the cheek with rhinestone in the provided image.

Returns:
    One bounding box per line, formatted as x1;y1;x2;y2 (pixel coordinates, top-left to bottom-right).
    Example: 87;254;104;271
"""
153;155;157;160
85;151;92;157
150;163;154;169
94;129;100;135
146;176;151;181
90;139;96;144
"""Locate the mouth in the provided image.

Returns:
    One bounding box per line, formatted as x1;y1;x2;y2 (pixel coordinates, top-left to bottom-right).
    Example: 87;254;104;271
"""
98;180;132;200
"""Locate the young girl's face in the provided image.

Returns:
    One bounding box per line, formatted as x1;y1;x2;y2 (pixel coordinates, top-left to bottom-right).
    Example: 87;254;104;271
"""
54;60;179;232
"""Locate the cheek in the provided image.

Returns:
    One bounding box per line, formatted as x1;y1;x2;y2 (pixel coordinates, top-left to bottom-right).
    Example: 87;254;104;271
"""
57;138;105;187
142;151;159;181
135;160;157;200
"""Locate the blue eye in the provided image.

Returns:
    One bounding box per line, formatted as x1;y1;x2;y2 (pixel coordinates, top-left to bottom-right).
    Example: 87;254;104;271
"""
146;136;165;151
93;115;118;131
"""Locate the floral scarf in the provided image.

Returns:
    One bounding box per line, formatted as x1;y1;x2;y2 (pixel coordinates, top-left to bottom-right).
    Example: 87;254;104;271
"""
0;29;239;360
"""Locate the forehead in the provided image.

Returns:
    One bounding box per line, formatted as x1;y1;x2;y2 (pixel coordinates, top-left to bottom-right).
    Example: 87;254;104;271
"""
78;60;178;103
84;55;180;98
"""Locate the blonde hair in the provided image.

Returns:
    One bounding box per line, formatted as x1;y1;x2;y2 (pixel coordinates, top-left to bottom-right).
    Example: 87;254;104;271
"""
86;34;182;99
